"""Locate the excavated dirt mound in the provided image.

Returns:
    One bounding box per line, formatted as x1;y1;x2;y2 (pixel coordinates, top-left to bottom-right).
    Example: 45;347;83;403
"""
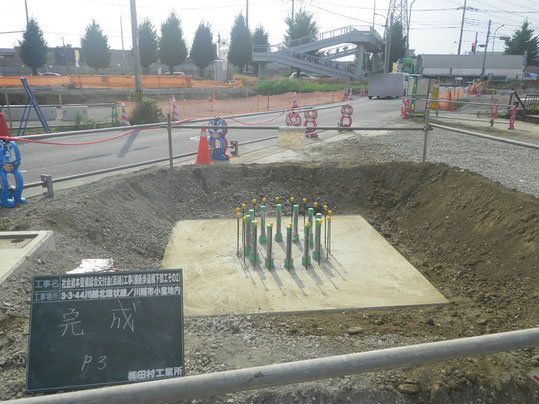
0;162;537;402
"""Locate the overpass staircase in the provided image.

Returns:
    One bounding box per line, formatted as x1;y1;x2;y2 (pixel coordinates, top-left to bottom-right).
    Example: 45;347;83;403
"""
252;26;384;79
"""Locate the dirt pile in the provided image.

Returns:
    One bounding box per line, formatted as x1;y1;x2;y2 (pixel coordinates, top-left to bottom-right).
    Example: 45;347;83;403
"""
0;162;537;402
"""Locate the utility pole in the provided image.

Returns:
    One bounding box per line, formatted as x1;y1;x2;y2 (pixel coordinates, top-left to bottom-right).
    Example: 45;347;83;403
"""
246;1;249;29
62;37;69;76
130;0;143;102
406;0;417;57
373;0;376;28
217;32;221;59
120;14;127;74
384;13;394;73
480;19;491;80
292;0;295;20
24;0;29;25
457;0;467;55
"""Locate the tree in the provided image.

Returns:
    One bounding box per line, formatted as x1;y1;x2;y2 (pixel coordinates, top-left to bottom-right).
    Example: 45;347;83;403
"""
19;19;48;75
139;18;159;74
504;20;538;66
388;21;406;68
80;20;111;72
284;8;318;47
228;13;251;74
284;9;318;76
158;12;188;74
190;21;216;77
252;25;269;74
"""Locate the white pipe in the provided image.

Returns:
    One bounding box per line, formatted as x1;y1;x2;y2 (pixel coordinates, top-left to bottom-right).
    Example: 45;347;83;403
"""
9;328;539;404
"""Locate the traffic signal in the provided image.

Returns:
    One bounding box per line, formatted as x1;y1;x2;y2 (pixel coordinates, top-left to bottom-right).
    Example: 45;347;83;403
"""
471;43;476;53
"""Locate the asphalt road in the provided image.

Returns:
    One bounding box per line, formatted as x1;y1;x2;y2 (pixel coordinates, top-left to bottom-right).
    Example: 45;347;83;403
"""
16;97;401;188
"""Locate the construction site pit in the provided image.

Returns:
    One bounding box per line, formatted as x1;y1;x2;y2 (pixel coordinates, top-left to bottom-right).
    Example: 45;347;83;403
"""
0;159;537;403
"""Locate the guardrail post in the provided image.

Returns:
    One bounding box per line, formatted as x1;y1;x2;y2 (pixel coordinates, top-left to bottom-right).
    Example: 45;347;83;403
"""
167;114;173;169
230;140;239;157
422;109;430;163
40;175;54;198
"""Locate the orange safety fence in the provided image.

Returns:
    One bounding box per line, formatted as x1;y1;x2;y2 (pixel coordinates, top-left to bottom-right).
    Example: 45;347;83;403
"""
121;90;346;120
191;79;243;88
435;87;466;111
0;75;197;89
0;76;69;87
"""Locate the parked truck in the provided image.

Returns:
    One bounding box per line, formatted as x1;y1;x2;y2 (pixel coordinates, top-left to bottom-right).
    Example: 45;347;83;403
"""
367;72;408;99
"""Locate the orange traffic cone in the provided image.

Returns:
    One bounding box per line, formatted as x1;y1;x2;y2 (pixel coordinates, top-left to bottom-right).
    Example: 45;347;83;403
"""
193;128;214;165
0;113;11;139
171;96;180;121
120;103;130;126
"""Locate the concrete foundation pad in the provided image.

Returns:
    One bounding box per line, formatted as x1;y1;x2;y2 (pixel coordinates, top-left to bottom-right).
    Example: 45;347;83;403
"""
0;231;55;285
163;215;448;316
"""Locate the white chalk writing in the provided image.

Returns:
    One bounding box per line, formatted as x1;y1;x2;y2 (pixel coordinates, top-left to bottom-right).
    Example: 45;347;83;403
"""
110;300;137;332
58;308;84;336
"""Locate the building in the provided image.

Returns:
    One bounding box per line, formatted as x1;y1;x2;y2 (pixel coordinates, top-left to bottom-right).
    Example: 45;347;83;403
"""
417;54;525;81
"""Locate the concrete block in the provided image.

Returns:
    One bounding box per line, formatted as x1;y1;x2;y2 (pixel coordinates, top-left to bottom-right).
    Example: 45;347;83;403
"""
61;105;88;121
0;231;55;285
162;215;448;316
2;106;57;121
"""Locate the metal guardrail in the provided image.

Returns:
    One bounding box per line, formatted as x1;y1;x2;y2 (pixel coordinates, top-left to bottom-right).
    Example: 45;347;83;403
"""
11;105;335;141
15;102;538;196
7;328;539;403
523;94;539;112
429;122;539;150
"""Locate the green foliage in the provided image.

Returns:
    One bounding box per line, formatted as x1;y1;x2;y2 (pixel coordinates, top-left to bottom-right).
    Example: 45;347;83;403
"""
504;20;538;65
252;26;269;51
389;21;406;67
129;97;164;125
284;9;318;47
228;14;252;74
139;18;159;73
190;21;216;77
158;12;188;74
253;79;365;95
19;19;48;75
252;25;269;72
81;20;111;72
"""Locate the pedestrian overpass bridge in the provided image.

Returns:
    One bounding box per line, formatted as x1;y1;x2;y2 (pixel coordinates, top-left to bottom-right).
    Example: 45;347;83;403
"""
252;26;384;80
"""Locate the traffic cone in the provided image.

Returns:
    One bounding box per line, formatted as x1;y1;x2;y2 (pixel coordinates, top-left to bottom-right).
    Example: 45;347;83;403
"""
292;92;299;108
120;103;130;126
171;96;180;122
0;113;11;138
193;128;214;165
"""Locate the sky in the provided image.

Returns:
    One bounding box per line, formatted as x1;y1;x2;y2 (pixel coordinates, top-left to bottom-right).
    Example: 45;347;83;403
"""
1;0;538;55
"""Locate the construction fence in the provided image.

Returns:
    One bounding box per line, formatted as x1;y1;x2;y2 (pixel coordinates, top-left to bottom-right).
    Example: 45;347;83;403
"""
122;90;347;120
0;75;245;89
434;82;489;111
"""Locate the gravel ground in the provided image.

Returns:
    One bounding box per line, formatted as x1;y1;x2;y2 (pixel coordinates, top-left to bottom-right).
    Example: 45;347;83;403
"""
348;127;539;197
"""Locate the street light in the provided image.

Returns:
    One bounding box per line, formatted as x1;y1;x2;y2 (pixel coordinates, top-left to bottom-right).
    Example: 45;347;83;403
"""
491;24;505;53
406;0;417;57
374;12;390;73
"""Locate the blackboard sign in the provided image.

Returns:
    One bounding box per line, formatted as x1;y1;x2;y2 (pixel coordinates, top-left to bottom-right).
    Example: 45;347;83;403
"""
26;269;184;393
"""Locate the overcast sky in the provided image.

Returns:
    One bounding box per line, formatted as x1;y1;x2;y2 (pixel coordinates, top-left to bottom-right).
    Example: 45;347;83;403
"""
1;0;537;55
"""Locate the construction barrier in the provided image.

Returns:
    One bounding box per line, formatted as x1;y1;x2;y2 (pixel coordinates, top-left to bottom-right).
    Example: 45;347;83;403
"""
0;75;225;89
121;90;346;120
436;87;466;111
